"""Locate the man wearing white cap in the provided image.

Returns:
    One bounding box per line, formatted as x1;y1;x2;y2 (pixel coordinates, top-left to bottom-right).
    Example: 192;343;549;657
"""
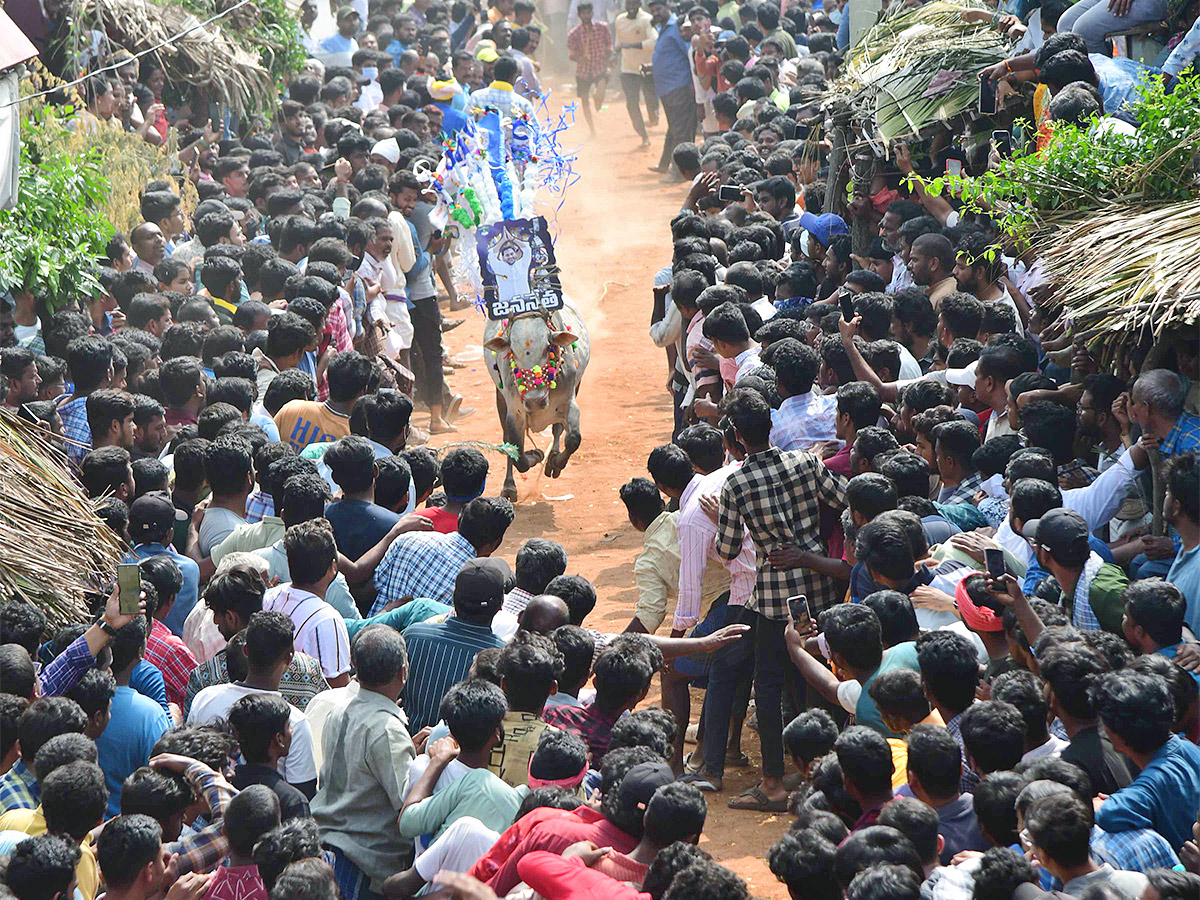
370;138;401;172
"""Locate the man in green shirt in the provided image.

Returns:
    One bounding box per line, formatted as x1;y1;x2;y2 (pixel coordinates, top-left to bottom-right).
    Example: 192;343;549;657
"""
311;625;415;900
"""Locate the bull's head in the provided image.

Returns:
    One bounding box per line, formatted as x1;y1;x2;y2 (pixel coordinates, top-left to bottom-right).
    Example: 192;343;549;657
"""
485;316;575;410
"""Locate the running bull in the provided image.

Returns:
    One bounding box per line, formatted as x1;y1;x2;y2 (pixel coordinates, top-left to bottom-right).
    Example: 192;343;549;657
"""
483;301;590;501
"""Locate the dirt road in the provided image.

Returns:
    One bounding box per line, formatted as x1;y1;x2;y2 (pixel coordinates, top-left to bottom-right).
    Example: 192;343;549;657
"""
428;89;789;897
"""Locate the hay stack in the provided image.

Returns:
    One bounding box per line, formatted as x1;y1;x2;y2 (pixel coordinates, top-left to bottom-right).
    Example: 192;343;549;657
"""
82;0;276;116
0;408;126;626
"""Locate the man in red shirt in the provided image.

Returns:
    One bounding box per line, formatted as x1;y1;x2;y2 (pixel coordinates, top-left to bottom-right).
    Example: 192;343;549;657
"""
414;447;488;533
483;757;674;894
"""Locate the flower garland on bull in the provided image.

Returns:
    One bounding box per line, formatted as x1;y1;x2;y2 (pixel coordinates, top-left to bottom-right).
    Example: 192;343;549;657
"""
499;312;581;396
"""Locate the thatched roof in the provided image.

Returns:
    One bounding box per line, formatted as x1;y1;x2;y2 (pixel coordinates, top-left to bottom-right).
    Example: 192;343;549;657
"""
0;408;126;627
1033;200;1200;368
82;0;276;116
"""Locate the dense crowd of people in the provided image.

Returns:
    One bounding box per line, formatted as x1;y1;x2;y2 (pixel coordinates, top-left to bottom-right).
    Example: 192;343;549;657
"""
2;0;1200;899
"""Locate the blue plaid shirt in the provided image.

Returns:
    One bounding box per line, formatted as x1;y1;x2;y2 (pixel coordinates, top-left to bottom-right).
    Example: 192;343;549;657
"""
0;760;39;813
1090;824;1180;873
57;394;92;464
244;489;275;524
371;531;476;614
1161;411;1200;458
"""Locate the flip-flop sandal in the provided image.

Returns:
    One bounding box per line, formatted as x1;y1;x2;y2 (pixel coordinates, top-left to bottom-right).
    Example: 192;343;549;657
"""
682;751;702;775
727;752;753;768
727;786;788;812
677;772;721;792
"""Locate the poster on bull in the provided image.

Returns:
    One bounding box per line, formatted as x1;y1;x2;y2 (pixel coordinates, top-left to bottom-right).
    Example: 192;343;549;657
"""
477;216;563;321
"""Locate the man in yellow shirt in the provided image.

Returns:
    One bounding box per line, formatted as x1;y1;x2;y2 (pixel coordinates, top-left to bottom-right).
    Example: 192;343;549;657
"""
868;667;945;790
0;760;109;900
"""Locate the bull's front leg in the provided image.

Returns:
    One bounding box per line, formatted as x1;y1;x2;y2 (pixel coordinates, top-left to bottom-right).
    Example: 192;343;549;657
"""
545;397;582;478
497;389;542;501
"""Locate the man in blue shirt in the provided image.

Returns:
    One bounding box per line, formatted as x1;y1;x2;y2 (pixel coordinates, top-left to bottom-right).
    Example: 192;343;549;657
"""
1091;669;1200;850
1164;452;1200;634
97;616;172;816
647;1;696;178
128;493;200;638
1120;580;1200;687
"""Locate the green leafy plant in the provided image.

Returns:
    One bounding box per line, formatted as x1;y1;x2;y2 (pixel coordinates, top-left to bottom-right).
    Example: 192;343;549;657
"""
907;72;1200;243
178;0;307;89
0;105;114;313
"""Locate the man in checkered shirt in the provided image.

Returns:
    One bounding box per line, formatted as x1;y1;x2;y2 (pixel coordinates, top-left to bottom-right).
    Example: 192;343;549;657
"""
714;388;847;811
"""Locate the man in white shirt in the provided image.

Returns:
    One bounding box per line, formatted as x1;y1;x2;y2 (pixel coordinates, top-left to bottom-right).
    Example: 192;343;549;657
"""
263;520;352;687
188;610;318;797
770;339;837;451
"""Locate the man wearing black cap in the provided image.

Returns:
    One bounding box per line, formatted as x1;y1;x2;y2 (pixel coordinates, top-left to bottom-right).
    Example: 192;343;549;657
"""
128;492;200;637
991;508;1126;637
399;559;509;731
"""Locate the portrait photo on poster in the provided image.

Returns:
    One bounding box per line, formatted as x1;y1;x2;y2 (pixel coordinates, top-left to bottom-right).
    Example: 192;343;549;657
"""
477;216;564;320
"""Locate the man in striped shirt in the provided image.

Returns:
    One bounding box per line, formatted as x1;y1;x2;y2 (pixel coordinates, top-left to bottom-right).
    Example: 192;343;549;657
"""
263;520;352;688
400;559;508;731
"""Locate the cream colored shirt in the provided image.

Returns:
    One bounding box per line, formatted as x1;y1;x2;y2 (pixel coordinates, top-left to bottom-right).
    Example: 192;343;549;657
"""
615;8;656;73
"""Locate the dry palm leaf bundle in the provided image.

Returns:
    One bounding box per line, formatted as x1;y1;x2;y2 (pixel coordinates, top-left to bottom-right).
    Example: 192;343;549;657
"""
828;1;1008;141
81;0;275;117
1032;200;1200;368
0;408;126;626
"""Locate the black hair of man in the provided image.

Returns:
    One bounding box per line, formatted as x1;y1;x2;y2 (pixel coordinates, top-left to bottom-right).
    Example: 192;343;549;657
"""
592;642;655;713
0;693;29;757
225;784;282;857
933;418;981;471
836;382;882;430
835;725;894;797
79;446;131;499
372;456;411;512
253;818;323;893
31;732;97;783
607;709;674;760
782;708;838;765
861;590;919;648
846;472;898;521
325;351;374;403
916;629;980;715
7;832;82;900
619;477;666;527
646;444;694;495
546;574;597;626
497;630;562;711
818;603;883;672
1089;669;1174;754
282;518;337;586
17;696;87;764
904;723;962;799
96;813;163;888
323;435;377;495
1020;400;1077;466
529;727;588;783
675;423;725;473
892;289;937;338
1166;450;1199;522
66;335;114;394
226;693;292;765
879;796;940;869
550;624;594;692
967;770;1023;848
435;448;486;502
959;700;1026;774
42;759;107;839
770;337;821;396
0;602;46;658
834;825;924;891
769;829;841;900
972;847;1038;900
440;678;507;753
263;369;315;415
1025;792;1092;868
456;496;515;554
644;781;707;847
158;356;203;409
507;541;566;599
867;668;931;728
855;520;915;583
991;669;1051;747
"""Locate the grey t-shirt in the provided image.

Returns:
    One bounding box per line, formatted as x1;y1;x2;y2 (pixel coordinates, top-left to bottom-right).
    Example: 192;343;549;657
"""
404;202;438;301
198;507;246;557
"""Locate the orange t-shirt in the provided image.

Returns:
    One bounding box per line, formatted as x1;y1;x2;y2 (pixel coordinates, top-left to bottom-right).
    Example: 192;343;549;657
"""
273;400;351;452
